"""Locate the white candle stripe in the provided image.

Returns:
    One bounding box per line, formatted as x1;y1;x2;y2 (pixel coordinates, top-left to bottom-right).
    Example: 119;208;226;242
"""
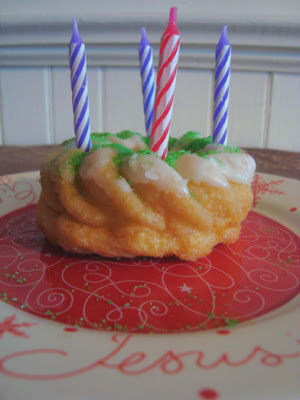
150;10;180;157
214;95;230;128
215;62;231;94
215;67;231;92
216;46;230;70
140;46;151;64
72;82;86;106
160;51;179;76
72;66;86;97
74;86;88;118
214;122;228;144
212;27;231;144
142;75;154;99
142;62;153;81
144;82;154;103
70;46;85;73
76;105;90;135
152;104;173;143
214;79;230;112
69;20;91;151
163;35;180;55
156;74;177;111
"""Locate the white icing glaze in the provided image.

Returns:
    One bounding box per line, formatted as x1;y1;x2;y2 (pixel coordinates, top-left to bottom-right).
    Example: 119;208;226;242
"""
109;135;146;150
121;153;189;197
175;154;230;188
174;149;256;188
210;151;256;184
78;141;255;196
79;148;133;192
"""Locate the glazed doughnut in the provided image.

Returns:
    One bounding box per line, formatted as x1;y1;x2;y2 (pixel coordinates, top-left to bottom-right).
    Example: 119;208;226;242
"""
36;131;256;260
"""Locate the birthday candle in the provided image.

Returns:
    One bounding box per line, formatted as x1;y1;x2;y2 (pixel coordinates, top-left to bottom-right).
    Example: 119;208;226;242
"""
69;19;91;151
212;26;231;145
139;28;155;138
150;7;180;159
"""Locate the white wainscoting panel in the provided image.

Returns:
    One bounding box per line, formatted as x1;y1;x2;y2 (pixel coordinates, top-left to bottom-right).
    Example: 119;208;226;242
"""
0;68;53;145
51;67;73;143
1;66;300;151
228;71;269;148
172;69;213;138
87;68;104;135
0;93;3;145
268;73;300;151
104;68;146;135
0;0;299;150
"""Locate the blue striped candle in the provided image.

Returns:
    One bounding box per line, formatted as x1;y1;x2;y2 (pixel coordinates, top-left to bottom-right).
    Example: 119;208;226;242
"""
212;26;231;145
69;19;91;151
139;27;155;138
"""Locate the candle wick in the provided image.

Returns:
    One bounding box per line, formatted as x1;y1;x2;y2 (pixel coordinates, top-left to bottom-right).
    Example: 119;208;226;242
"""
140;27;150;47
220;25;230;46
70;18;82;44
169;7;177;25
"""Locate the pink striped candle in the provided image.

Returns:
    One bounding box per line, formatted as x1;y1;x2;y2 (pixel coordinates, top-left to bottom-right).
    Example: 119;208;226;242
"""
150;7;180;159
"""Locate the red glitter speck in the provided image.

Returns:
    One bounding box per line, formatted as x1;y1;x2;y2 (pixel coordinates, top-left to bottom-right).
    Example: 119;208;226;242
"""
290;207;297;212
252;174;284;207
198;388;219;399
216;329;231;335
64;327;78;332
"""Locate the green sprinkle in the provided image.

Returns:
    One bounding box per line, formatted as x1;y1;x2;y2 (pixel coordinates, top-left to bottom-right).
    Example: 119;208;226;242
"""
116;130;138;139
168;136;178;149
165;150;188;168
1;293;9;301
207;312;216;319
221;315;239;327
68;151;89;174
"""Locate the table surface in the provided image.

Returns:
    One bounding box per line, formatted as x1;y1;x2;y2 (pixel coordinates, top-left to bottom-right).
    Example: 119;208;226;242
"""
0;145;299;180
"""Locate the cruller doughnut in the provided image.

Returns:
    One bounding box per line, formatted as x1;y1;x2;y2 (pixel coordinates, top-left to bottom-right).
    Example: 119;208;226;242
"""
36;130;256;261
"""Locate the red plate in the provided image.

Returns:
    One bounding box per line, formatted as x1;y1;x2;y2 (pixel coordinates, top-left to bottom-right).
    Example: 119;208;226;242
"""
0;205;299;333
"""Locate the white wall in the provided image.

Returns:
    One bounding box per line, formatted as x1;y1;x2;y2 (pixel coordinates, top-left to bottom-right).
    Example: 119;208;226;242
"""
0;0;300;150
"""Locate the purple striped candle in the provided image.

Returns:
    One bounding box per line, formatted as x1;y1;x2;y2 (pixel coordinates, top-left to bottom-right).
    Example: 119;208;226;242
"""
69;19;91;151
212;26;231;145
139;28;155;138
